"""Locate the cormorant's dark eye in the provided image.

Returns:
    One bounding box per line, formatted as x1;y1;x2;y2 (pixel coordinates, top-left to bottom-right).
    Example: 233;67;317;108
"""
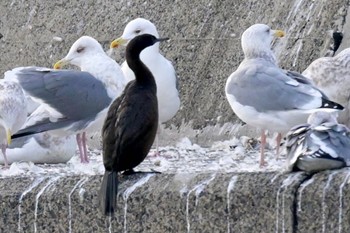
135;29;141;34
77;47;85;53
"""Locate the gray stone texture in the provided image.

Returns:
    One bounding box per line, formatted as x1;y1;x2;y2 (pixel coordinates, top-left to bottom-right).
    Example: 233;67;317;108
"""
1;0;348;131
2;0;350;232
0;171;350;232
296;169;350;233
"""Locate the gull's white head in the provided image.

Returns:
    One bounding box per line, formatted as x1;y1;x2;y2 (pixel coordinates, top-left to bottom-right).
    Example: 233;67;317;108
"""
54;36;105;69
241;24;285;59
307;111;338;126
110;18;159;49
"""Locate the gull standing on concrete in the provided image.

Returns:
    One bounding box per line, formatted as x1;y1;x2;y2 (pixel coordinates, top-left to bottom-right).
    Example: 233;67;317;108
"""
110;18;180;156
99;34;165;216
285;111;350;173
8;36;126;163
225;24;344;167
0;80;27;167
302;48;350;126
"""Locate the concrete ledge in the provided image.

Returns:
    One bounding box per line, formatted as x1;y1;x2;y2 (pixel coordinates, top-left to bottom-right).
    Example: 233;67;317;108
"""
1;170;349;232
296;170;350;233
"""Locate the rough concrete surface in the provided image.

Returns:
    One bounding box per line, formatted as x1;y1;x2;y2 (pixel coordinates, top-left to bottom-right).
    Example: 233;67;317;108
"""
1;0;348;133
296;169;350;233
1;0;350;232
0;171;350;232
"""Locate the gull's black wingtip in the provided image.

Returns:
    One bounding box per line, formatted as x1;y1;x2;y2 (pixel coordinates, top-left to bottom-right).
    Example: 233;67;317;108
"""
333;102;344;110
11;131;38;139
321;99;344;111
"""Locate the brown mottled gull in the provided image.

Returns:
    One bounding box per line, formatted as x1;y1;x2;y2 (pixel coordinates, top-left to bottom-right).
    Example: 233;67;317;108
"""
302;48;350;126
0;80;27;167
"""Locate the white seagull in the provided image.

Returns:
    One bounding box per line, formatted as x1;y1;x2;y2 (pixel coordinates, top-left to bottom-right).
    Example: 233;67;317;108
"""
225;24;344;167
6;36;126;163
110;18;180;155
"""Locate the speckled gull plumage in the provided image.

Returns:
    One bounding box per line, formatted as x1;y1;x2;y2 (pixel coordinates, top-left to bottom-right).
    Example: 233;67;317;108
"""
0;79;27;167
285;111;350;173
302;48;350;126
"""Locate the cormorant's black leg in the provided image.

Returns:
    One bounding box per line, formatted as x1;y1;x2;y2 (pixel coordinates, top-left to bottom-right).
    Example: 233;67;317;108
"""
122;169;161;176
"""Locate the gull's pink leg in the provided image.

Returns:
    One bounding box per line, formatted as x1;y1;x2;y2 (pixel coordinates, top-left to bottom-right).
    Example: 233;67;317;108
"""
76;134;85;163
275;133;282;160
260;130;267;167
1;144;8;168
82;132;89;163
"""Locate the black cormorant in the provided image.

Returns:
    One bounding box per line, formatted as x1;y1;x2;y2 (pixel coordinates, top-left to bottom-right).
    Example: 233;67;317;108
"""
99;34;168;216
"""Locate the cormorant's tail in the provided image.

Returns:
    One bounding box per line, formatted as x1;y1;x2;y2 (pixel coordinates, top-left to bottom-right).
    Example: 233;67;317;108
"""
99;171;118;216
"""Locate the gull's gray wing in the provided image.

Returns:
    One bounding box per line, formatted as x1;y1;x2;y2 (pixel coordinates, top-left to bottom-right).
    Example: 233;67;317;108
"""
284;70;314;85
307;123;350;165
14;67;112;119
286;120;350;172
8;136;32;149
285;123;311;172
10;67;112;138
226;60;343;112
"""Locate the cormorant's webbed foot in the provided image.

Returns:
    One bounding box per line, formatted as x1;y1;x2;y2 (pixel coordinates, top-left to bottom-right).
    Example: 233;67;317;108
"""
122;169;161;176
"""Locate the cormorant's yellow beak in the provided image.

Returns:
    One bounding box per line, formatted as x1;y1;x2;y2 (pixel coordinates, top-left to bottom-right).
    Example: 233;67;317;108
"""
110;37;128;49
273;30;285;38
53;59;69;70
6;129;11;145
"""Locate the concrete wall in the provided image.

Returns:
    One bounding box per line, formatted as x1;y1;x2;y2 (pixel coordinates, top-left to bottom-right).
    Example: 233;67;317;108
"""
1;170;350;232
1;0;348;134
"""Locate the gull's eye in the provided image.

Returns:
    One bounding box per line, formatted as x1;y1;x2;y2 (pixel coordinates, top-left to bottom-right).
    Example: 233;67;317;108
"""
76;47;85;53
266;28;270;33
135;29;141;34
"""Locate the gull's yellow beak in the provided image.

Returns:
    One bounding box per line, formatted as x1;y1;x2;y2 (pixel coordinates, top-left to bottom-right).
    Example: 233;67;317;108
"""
110;37;128;49
53;59;69;70
273;30;285;38
6;129;11;145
